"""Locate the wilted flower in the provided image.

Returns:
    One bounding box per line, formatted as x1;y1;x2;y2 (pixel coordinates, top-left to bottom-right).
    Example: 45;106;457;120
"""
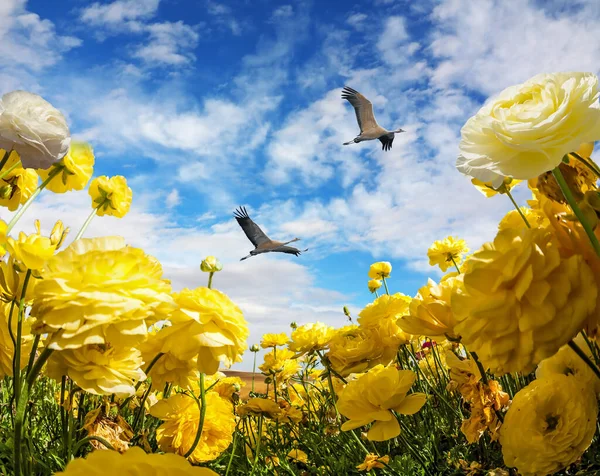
427;236;469;272
368;261;392;279
367;279;382;293
55;446;218;475
38;141;94;193
0;150;37;211
159;287;249;375
0;90;70;170
338;365;426;441
150;392;235;463
82;408;133;453
200;256;222;273
288;322;335;355
46;344;145;397
31;237;174;350
357;454;390;471
260;332;288;348
453;227;597;374
457;72;600;182
500;374;598;476
89;175;132;218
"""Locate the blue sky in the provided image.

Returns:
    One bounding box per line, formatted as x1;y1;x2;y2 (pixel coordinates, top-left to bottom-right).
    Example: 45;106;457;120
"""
2;0;600;369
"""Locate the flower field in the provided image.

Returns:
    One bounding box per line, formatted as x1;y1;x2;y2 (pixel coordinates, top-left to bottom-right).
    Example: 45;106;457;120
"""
2;72;600;475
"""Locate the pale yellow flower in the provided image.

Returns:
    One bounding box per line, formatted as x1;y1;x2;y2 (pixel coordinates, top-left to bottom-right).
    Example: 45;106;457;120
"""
287;449;308;464
358;293;411;328
89;175;132;218
37;141;94;193
368;261;392;279
150;392;235;463
288;322;335;355
259;347;301;382
31;237;174;350
0;256;38;304
471;177;522;198
55;446;218;475
260;332;288;348
500;374;597;476
5;228;56;270
338;365;426;441
453;227;597;374
457;72;600;182
46;344;145;397
237;397;281;418
200;256;222;273
203;372;243;401
357;454;390;471
367;279;382;293
326;325;385;377
427;236;469;272
0;150;37;211
497;206;546;231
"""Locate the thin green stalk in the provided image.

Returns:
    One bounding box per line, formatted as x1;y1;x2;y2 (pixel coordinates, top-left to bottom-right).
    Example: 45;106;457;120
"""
26;334;41;375
208;271;214;289
184;373;206;458
132;383;153;432
60;376;68;459
469;351;489;386
571;151;600;179
553;164;600;257
450;256;461;274
382;277;390;295
568;340;600;380
225;432;238;476
13;269;31;404
505;189;531;228
251;352;257;393
73;207;97;241
72;435;116;454
0;160;21;181
6;167;62;234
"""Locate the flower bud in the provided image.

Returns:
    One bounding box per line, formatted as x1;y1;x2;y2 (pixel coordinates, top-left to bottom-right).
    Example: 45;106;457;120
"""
0;184;13;199
264;376;273;385
50;220;69;248
290;321;297;329
250;344;259;352
367;279;382;293
200;255;223;273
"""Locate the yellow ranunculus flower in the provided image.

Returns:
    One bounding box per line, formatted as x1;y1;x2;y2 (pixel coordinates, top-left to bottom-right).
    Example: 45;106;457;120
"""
0;256;38;304
89;175;132;218
159;287;249;375
452;227;597;375
367;279;382;293
139;327;199;391
31;236;174;350
260;332;288;348
497;206;546;231
37;141;94;193
368;261;391;279
0;150;38;211
49;220;69;249
287;449;308;464
0;302;32;378
471;177;522;198
457;72;600;182
46;344;145;397
357;454;390;471
237;397;281;418
337;365;426;441
150;392;235;463
200;255;222;273
288;322;335;355
398;276;458;340
5;229;56;270
326;325;384;377
427;236;469;272
536;333;600;394
500;374;598;476
202;371;244;401
55;446;218;475
358;293;411;328
259;347;301;382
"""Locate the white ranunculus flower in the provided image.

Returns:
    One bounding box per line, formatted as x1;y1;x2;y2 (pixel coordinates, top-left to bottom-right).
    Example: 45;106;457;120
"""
457;72;600;181
0;91;70;170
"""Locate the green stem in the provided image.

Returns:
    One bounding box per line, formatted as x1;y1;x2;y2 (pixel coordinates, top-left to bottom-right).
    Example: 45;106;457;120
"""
505;189;531;228
73;207;97;241
225;432;237;476
13;270;31;404
26;334;41;375
72;435;116;455
568;340;600;380
382;277;390;295
0;161;21;181
450;256;461;274
184;373;206;458
120;352;164;410
251;352;257;394
132;382;153;432
469;351;488;385
553;164;600;257
208;271;214;289
6;167;62;234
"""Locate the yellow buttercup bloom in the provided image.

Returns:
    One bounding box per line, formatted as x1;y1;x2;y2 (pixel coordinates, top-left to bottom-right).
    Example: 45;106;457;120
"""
368;261;392;279
471;177;522;198
358;293;411;329
159;287;249;375
260;332;288;348
500;374;597;476
337;365;426;441
259;347;301;382
288;322;335;355
150;392;235;463
287;449;308;464
200;256;222;273
453;227;597;374
497;206;546;231
398;276;458;340
367;279;382;293
326;325;384;377
5;228;56;270
89;175;132;218
427;236;469;272
0;303;32;378
0;150;37;211
46;344;145;397
55;446;218;475
237;397;281;418
457;72;600;182
536;333;600;394
357;454;390;471
31;236;174;350
0;256;38;304
202;372;243;401
37;141;94;193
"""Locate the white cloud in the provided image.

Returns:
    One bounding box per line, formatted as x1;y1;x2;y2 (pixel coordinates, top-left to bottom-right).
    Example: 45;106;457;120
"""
80;0;160;27
165;188;180;208
133;21;199;65
205;1;242;35
347;13;368;29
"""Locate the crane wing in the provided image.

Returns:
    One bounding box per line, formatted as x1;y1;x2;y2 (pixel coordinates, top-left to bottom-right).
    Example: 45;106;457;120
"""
342;86;379;134
234;206;271;248
378;134;394;151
